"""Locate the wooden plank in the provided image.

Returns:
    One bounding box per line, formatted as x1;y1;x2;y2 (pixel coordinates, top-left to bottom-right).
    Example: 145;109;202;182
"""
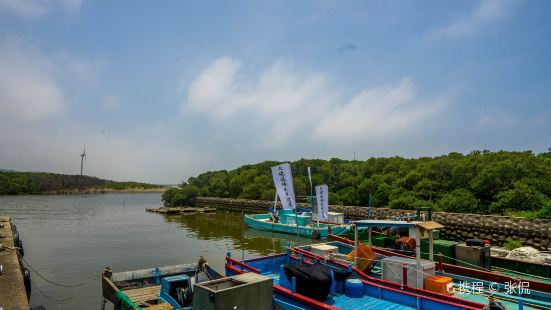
144;303;173;310
123;285;161;304
417;221;444;230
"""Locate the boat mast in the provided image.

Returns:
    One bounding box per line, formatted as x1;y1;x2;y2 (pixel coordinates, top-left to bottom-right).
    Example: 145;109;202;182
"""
308;167;318;229
273;190;278;213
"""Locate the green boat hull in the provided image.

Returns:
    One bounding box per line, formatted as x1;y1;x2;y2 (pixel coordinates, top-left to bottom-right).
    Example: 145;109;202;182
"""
244;213;349;238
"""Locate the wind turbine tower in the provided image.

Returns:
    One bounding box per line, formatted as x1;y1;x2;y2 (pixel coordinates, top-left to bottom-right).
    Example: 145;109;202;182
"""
80;147;86;175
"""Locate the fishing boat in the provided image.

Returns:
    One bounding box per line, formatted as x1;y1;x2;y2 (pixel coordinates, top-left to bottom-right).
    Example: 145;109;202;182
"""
244;209;350;239
372;207;551;281
369;231;551;281
247;163;350;239
329;225;551;289
225;250;486;309
101;257;222;309
296;239;551;310
291;214;551;310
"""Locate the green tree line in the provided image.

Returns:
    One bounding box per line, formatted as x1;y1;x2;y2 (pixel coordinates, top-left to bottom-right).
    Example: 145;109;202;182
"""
105;181;164;190
162;150;551;218
0;171;107;194
0;171;161;194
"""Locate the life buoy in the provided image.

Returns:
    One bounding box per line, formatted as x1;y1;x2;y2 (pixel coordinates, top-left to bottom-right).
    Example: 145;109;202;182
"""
312;229;321;239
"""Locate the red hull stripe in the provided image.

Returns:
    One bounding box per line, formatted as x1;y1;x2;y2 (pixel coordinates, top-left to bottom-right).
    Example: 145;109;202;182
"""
328;234;551;294
292;246;484;309
225;263;337;310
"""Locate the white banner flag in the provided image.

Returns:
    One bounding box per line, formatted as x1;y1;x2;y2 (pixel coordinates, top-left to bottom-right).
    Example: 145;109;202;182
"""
316;184;329;220
271;163;296;210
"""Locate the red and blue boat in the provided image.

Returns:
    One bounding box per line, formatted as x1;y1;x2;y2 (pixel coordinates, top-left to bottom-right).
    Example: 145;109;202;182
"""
294;239;551;310
225;250;486;309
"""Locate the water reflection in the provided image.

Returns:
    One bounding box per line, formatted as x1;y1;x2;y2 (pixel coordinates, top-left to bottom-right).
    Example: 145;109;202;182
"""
0;194;320;309
162;211;316;256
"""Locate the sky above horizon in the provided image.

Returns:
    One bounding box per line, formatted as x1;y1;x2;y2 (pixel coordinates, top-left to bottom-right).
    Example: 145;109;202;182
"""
0;0;550;184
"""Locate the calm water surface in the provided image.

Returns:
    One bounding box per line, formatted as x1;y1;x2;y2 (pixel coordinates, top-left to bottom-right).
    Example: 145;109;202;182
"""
0;193;311;309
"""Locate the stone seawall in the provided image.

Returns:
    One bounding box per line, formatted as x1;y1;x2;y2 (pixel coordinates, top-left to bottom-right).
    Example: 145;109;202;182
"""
195;197;551;250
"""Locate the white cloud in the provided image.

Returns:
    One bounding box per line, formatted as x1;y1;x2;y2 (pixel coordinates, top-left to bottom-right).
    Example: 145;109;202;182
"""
478;111;518;127
0;38;107;121
432;0;510;38
0;0;81;17
0;40;64;121
0;121;212;184
184;57;248;119
0;38;206;184
314;79;443;143
60;55;107;87
183;57;444;146
101;94;120;110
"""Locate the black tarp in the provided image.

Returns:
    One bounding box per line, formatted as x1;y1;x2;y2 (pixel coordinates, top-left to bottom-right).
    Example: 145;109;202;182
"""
283;263;351;302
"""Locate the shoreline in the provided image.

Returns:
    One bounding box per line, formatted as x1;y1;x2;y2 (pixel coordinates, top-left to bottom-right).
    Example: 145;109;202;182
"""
0;187;168;196
103;187;167;193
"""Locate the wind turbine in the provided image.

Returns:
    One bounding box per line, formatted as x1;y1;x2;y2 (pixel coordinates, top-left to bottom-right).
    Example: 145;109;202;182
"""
80;147;86;175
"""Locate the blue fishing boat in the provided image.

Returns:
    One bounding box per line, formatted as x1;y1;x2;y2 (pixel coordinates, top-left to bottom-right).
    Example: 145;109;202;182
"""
244;209;349;239
248;163;348;239
225;251;485;310
295;240;551;310
101;257;223;309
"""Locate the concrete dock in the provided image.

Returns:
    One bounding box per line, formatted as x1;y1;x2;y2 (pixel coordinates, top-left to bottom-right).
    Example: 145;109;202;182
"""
0;216;30;310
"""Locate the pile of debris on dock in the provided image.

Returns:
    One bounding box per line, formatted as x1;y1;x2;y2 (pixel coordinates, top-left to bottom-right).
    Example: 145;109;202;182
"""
145;207;216;214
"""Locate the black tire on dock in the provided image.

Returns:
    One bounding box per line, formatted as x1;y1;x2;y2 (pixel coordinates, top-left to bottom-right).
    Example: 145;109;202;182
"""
12;230;20;248
312;229;321;239
18;239;24;257
23;267;31;298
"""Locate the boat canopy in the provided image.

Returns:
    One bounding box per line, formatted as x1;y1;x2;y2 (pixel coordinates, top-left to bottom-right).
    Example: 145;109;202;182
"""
351;220;444;230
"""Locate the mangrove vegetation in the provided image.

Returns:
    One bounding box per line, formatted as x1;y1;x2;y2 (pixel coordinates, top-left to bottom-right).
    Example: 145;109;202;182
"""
162;150;551;218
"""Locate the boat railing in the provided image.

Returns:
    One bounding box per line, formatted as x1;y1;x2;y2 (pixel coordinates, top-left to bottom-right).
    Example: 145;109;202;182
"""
330;233;551;294
291;245;486;309
225;256;261;274
225;260;337;310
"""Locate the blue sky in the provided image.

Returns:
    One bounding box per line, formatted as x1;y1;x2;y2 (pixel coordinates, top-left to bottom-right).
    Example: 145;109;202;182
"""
0;0;550;183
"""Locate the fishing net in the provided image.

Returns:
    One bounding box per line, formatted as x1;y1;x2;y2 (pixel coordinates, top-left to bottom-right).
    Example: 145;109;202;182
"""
506;247;546;264
114;290;142;310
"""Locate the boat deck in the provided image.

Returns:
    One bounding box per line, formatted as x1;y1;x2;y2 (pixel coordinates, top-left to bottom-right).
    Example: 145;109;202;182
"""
329;293;413;310
264;271;412;310
122;285;171;309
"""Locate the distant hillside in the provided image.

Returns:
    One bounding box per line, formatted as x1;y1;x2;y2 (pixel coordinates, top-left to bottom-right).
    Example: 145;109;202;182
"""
162;150;551;218
0;171;162;195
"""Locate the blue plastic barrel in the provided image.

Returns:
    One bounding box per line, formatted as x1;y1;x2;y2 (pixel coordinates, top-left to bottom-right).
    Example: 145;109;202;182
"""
344;279;364;298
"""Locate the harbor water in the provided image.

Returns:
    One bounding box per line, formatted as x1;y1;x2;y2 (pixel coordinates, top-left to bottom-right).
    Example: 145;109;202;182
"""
0;193;311;309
